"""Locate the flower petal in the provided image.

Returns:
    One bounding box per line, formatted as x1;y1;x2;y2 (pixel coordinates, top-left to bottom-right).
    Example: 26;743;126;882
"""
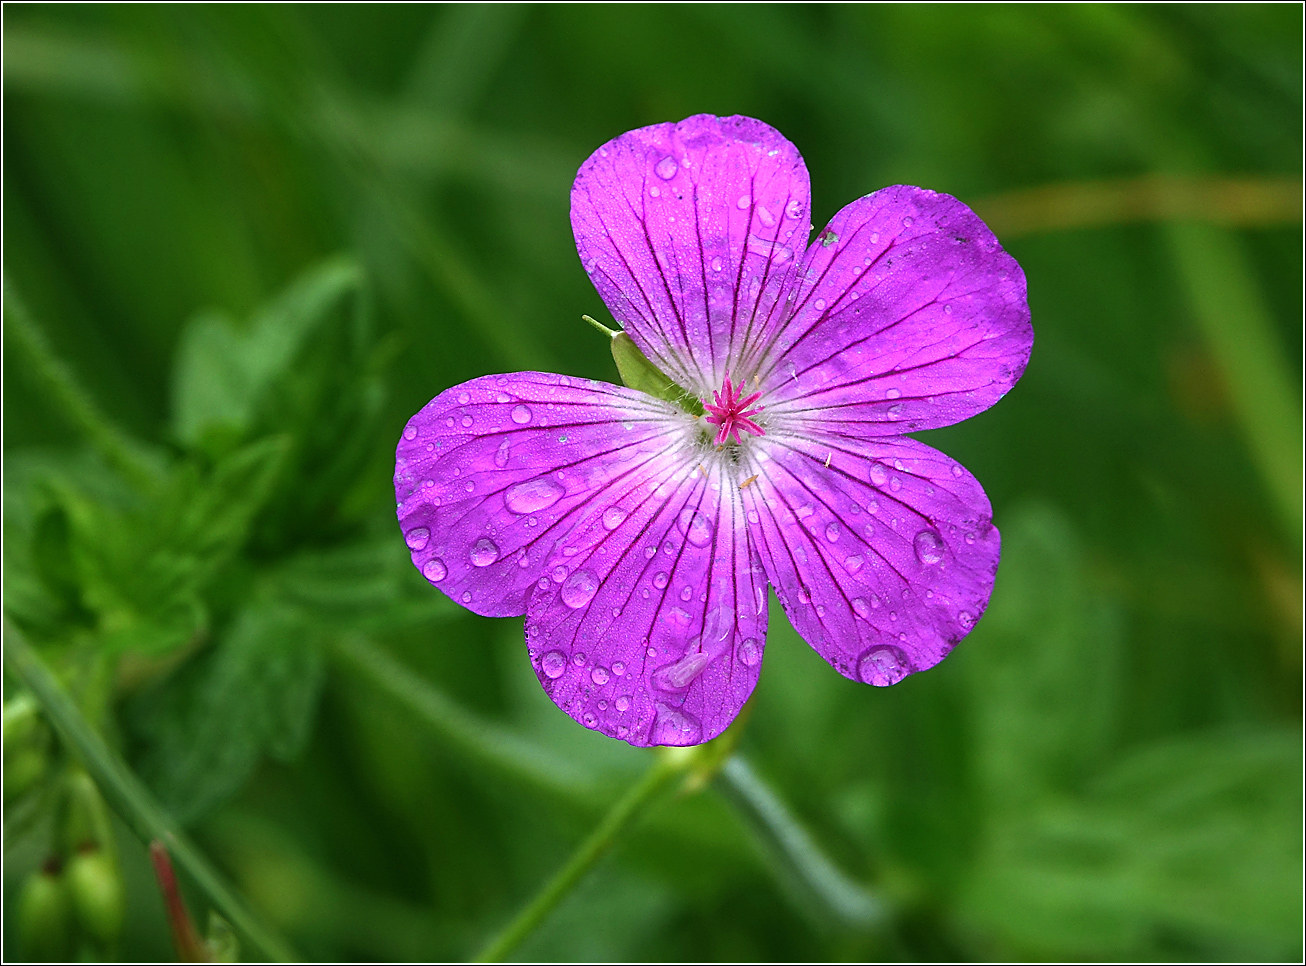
395;372;693;617
525;457;768;747
572;114;810;395
741;431;998;686
756;186;1032;433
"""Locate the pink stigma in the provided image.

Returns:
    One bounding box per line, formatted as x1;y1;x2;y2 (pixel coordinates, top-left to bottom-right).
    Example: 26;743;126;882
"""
703;373;766;445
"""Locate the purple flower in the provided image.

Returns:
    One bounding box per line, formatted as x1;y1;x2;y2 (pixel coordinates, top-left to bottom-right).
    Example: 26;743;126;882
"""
395;115;1032;747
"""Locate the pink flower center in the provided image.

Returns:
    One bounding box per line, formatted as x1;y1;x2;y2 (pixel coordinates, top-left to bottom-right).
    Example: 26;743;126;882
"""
703;373;766;446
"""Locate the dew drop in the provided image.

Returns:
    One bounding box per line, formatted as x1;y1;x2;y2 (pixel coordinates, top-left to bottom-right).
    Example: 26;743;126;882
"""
615;694;631;712
965;531;977;545
403;424;418;441
612;661;625;676
851;597;870;618
902;215;914;228
541;650;566;679
511;405;533;424
952;463;964;477
870;462;888;486
461;591;472;604
736;194;751;209
889;477;902;492
677;509;714;547
711;256;723;271
653;571;669;589
859;645;910;686
470;539;500;567
824;522;840;543
591;666;611;685
959;610;974;629
785;198;803;219
561;570;599;608
405;527;431;550
505;478;564;514
573;652;587;666
422;558;447;582
842;554;864;576
737;637;762;667
602;505;628;530
649;185;661;198
756;205;776;227
653;649;714;691
814;298;826;311
886;387;901;399
494;438;511;468
652;703;702;746
913;530;945;565
582;712;598;728
654;156;678;180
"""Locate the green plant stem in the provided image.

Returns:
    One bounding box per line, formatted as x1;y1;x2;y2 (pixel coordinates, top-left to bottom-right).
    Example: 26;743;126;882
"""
715;756;886;931
3;278;159;488
473;754;684;963
330;635;596;805
2;620;297;963
1162;222;1302;541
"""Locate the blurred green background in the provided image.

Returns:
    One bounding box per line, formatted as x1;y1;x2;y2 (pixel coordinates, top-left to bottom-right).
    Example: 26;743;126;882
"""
3;4;1301;962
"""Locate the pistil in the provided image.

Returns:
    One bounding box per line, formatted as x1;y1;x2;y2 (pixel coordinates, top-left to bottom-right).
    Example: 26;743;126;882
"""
703;373;766;446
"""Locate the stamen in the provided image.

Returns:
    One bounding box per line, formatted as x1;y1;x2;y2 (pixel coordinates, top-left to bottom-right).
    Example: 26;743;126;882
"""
703;372;767;446
739;475;759;489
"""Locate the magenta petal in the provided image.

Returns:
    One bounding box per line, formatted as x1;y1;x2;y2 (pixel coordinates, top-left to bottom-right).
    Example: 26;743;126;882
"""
757;186;1033;433
741;431;998;685
525;459;767;747
572;114;810;394
395;372;692;617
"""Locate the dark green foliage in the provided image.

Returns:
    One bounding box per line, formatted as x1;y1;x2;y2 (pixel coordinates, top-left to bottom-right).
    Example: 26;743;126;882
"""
3;4;1300;962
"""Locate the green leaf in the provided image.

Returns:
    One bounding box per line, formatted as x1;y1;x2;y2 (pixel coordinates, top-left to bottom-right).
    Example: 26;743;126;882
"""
127;601;325;823
171;257;366;450
584;317;704;415
960;731;1302;960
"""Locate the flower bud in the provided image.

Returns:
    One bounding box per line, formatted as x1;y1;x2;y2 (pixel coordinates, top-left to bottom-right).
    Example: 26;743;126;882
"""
18;863;71;961
67;847;126;945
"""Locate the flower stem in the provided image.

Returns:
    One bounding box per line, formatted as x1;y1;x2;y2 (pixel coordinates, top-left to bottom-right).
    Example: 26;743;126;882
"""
472;753;684;963
2;619;297;963
330;634;597;805
2;278;159;488
715;756;887;931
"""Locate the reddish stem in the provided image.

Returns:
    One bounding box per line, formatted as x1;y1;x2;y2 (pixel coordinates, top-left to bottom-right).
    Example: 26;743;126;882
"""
149;840;207;962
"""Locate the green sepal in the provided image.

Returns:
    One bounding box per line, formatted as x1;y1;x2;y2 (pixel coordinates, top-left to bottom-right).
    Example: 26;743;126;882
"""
584;316;703;415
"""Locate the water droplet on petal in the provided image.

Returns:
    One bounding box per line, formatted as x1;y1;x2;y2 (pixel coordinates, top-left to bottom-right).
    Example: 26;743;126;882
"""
649;185;661;198
902;215;914;228
602;506;628;530
870;462;888;486
654;156;678;180
511;405;533;424
612;661;625;676
737;637;761;666
561;570;599;608
756;205;776;227
858;645;911;686
677;509;713;547
405;527;431;550
851;597;870;618
842;554;864;576
652;703;702;745
615;694;631;712
494;438;511;467
951;463;964;477
785;199;803;219
541;650;566;679
736;194;751;209
711;256;723;272
824;522;840;543
470;539;500;567
582;712;598;728
591;666;610;685
886;387;901;399
403;425;418;440
573;652;587;666
653;571;669;589
505;478;565;513
959;610;974;629
422;557;447;581
913;530;945;565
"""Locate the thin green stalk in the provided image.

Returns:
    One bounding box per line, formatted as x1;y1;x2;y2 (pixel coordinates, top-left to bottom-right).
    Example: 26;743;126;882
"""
473;754;684;963
1162;222;1302;541
3;278;158;488
715;756;886;931
3;620;297;963
330;635;596;805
